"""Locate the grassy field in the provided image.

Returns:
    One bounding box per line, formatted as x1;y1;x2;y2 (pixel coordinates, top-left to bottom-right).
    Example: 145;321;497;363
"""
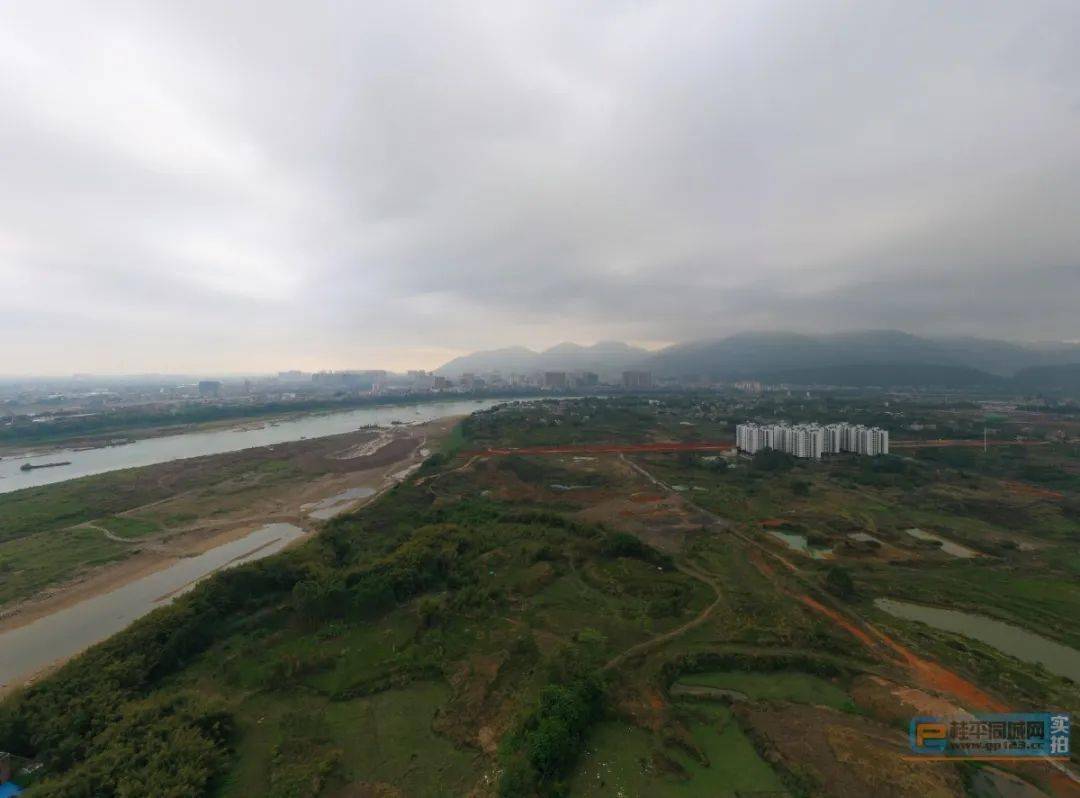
217;683;479;798
0;526;131;606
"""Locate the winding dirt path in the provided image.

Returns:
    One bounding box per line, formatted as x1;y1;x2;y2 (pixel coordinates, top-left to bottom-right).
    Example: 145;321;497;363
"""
602;558;723;672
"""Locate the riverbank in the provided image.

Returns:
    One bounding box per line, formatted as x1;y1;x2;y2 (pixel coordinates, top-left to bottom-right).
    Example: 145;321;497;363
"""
0;416;457;694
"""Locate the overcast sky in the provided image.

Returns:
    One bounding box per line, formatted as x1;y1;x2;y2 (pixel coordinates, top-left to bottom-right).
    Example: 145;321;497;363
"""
3;1;1079;374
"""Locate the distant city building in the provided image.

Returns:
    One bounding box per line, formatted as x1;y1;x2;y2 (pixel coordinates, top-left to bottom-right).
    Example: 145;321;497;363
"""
622;370;652;389
197;380;221;398
543;371;568;389
311;370;387;391
571;371;599;388
737;421;888;459
406;370;448;391
733;380;763;394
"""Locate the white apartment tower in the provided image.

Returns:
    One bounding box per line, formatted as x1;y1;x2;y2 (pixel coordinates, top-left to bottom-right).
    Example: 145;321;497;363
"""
736;421;888;458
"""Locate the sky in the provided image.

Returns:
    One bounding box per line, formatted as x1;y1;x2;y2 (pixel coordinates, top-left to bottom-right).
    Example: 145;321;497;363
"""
2;1;1079;375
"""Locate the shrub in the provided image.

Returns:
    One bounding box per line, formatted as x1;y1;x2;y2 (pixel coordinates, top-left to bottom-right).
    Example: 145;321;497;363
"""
825;566;855;600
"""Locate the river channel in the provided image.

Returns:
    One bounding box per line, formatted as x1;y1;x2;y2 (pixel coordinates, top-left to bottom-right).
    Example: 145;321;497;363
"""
0;398;519;493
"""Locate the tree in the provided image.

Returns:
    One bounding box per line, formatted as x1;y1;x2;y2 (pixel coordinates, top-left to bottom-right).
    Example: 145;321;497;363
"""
825;566;855;600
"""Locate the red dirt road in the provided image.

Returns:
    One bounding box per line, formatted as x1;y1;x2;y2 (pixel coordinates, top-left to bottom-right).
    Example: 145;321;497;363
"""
465;441;734;456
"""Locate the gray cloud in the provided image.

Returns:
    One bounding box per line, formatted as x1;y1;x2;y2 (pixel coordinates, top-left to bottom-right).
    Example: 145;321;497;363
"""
3;0;1079;373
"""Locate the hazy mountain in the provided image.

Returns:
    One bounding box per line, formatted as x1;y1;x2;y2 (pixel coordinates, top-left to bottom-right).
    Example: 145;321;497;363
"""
645;331;1080;384
1013;364;1080;393
435;340;649;378
437;331;1080;390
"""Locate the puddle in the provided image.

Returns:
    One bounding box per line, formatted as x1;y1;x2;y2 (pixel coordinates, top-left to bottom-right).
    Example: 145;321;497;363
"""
768;531;833;559
905;528;979;558
304;487;376;520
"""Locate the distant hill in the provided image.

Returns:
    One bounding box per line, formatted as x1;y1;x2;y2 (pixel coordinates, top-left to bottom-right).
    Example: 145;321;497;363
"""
1013;363;1080;393
750;363;1006;389
642;331;1080;390
644;330;1080;380
435;340;649;379
437;331;1080;392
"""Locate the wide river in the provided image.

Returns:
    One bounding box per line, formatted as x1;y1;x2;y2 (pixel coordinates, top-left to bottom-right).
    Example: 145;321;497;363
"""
0;397;518;494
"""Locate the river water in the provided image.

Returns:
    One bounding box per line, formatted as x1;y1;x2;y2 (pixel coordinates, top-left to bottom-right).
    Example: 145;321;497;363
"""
0;523;306;686
0;398;516;494
875;598;1080;682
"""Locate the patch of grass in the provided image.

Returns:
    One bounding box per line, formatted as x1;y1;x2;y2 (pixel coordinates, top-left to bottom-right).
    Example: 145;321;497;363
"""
570;704;784;797
674;671;855;711
0;527;131;606
99;515;161;539
218;683;477;798
439;421;468;458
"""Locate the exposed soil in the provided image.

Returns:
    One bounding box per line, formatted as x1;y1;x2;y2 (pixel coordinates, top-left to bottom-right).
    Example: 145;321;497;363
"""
741;703;967;797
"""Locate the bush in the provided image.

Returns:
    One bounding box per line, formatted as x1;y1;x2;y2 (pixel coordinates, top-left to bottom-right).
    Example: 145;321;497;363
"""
600;532;673;569
751;449;796;472
825;566;855;600
499;670;605;797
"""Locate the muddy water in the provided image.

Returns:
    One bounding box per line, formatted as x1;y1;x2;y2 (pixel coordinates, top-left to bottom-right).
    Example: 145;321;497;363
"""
0;523;305;687
905;528;978;558
304;486;377;520
875;598;1080;682
0;397;527;493
768;530;833;559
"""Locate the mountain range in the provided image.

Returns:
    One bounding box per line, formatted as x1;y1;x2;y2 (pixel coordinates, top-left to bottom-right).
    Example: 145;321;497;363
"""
435;340;651;380
436;331;1080;391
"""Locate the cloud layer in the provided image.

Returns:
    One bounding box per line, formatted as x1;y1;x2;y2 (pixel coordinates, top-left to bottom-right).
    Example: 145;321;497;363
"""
3;1;1079;373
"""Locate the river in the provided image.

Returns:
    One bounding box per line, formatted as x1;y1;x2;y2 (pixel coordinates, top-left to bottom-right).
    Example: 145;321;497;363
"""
875;598;1080;682
0;397;519;493
0;523;306;687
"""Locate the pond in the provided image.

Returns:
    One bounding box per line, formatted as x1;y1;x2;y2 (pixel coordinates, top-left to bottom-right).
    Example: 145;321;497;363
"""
905;528;979;558
768;530;833;559
875;598;1080;682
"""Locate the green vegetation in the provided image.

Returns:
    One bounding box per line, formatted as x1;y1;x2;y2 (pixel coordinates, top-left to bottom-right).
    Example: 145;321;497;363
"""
98;515;160;539
3;393;1078;796
500;667;605;796
570;704;785;797
0;527;131;607
825;565;855;600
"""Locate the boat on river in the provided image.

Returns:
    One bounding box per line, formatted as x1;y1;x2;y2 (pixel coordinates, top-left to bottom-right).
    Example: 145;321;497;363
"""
19;461;72;471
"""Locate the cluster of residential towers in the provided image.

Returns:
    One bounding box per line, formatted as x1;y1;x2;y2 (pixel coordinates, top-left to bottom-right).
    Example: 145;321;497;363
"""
736;422;889;459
